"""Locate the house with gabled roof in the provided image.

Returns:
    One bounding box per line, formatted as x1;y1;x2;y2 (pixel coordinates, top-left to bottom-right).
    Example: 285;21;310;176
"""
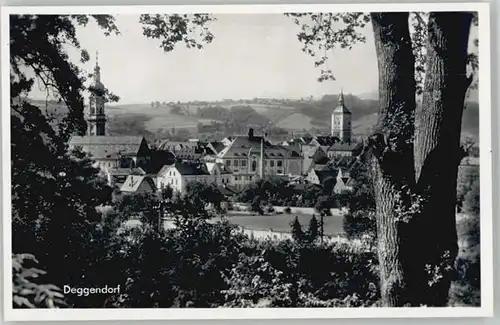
106;167;146;188
306;168;339;186
156;161;213;194
120;175;157;194
205;162;232;186
333;169;356;194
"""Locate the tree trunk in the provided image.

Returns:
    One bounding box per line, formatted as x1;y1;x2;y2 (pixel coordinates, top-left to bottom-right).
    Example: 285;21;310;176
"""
412;12;473;306
369;12;416;306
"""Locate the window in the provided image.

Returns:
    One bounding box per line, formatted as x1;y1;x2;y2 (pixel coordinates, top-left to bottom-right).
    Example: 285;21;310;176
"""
252;161;257;172
278;170;283;174
226;160;231;166
277;160;283;167
249;176;253;181
270;160;275;167
242;160;247;167
234;160;239;167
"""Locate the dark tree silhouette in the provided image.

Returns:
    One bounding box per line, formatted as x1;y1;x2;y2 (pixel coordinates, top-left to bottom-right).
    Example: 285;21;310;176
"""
290;11;478;306
290;216;304;241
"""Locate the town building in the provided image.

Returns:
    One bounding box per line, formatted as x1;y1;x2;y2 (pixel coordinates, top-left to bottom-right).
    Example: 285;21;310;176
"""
333;169;356;194
68;54;152;173
327;142;362;157
156;161;213;194
87;51;106;136
120;175;157;194
157;141;204;160
106;167;146;188
216;128;302;190
205;162;232;186
305;169;338;185
331;90;352;143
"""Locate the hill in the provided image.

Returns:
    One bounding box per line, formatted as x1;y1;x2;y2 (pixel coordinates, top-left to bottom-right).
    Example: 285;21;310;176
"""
24;94;480;143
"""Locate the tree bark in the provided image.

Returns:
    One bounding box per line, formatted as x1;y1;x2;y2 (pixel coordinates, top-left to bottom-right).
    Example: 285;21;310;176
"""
369;12;416;306
411;12;473;306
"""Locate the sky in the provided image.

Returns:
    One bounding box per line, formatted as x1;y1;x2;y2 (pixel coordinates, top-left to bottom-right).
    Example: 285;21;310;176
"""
29;14;379;104
27;13;478;105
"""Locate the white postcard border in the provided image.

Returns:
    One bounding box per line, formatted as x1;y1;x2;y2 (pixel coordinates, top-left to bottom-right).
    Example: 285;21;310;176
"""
1;2;493;321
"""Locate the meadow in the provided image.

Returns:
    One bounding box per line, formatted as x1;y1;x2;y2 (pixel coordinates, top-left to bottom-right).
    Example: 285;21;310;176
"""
219;211;345;236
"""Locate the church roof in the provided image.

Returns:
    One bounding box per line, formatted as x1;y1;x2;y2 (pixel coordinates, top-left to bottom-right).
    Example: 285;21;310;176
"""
69;135;147;159
107;167;146;176
333;104;352;114
70;135;144;146
333;91;352;114
327;142;359;152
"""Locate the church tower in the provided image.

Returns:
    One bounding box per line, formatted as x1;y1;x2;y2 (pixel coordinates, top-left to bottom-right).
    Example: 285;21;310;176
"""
331;90;352;143
87;52;106;136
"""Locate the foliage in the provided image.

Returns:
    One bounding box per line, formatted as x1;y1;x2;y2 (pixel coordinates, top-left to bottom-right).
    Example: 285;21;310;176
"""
250;196;265;215
10;13;214;309
140;14;215;52
11;102;114;306
10;14;120;138
290;216;304;241
285;13;370;82
307;215;320;242
463;179;480;217
12;254;66;308
109;199;247;308
185;181;225;213
322;176;336;195
315;195;332;216
222;239;380;307
449;214;480;306
113;190;170;230
343;211;377;242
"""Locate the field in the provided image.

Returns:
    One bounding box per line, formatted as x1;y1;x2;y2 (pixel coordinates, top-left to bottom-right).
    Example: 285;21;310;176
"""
276;113;315;131
28;96;480;143
219;212;345;236
108;104;214;133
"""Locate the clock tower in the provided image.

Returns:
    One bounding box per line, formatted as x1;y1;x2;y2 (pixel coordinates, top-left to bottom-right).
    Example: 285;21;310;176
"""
331;90;352;143
87;52;106;136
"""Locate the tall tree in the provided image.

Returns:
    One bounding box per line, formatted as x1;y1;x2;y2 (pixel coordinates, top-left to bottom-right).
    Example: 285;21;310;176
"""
10;13;215;307
289;11;476;306
411;13;474;306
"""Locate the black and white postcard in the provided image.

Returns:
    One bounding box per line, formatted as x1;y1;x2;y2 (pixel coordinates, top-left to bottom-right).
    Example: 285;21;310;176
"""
1;2;493;321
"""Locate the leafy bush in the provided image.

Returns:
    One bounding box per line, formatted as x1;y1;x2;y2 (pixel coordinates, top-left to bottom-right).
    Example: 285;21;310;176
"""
284;206;292;214
449;214;480;306
462;179;480;217
12;254;66;308
250;196;264;215
343;211;377;241
111;216;247;308
315;195;332;216
221;239;380;307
